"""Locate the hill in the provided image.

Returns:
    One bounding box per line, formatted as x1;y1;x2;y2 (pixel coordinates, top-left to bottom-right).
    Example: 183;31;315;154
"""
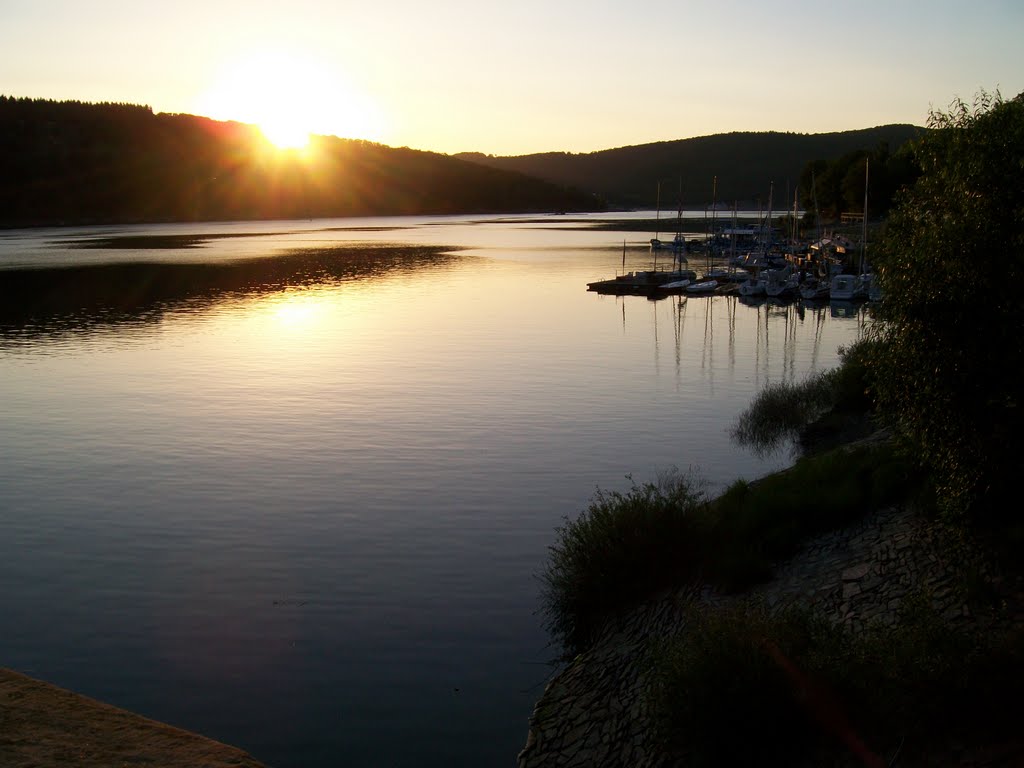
456;125;924;208
0;97;603;228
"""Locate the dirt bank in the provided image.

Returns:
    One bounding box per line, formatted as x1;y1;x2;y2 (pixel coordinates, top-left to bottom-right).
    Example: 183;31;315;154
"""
0;668;268;768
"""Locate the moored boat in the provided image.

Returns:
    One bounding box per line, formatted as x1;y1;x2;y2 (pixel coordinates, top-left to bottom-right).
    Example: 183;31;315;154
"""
798;276;830;301
829;273;867;301
764;266;798;300
685;279;719;295
655;278;692;293
587;269;695;295
738;273;767;297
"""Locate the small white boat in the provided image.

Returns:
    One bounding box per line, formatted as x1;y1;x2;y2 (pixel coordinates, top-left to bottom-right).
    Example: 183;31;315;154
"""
704;267;735;282
829;274;866;301
685;280;718;295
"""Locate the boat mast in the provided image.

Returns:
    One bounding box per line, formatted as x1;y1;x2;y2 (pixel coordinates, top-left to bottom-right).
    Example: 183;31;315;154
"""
655;181;661;243
860;157;869;275
710;175;718;269
811;168;823;277
792;187;799;267
674;177;683;272
653;181;661;272
792;188;798;245
731;202;737;265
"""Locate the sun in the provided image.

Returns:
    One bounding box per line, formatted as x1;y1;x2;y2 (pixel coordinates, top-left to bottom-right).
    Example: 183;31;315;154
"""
259;120;310;151
195;49;384;151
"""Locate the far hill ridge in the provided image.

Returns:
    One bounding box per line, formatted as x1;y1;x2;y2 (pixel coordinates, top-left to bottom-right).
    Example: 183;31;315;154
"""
455;125;924;208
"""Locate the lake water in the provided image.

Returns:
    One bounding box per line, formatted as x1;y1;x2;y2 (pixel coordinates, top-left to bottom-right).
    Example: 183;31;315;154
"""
0;213;867;767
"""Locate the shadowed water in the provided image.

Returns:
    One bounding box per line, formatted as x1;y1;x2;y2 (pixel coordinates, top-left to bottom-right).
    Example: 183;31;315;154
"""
0;214;868;767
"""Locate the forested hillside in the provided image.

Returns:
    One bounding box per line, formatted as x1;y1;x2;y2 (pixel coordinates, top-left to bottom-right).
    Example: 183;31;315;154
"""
456;125;923;208
0;97;602;227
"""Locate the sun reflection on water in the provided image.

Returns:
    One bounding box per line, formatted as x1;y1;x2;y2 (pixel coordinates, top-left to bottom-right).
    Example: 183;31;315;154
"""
269;292;326;328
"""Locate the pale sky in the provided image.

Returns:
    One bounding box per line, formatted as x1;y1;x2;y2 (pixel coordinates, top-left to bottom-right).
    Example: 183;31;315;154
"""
1;0;1021;156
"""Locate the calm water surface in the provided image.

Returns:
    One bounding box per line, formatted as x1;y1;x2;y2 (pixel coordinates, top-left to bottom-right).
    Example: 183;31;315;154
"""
0;214;867;767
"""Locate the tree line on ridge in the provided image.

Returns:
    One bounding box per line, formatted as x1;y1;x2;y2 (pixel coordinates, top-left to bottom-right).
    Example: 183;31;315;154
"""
0;96;602;228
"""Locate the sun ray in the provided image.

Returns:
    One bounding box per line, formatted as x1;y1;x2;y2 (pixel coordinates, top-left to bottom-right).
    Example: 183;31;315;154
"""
195;48;386;152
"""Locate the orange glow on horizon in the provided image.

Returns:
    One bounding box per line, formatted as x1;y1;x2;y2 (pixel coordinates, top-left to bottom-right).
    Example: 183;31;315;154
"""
195;49;386;151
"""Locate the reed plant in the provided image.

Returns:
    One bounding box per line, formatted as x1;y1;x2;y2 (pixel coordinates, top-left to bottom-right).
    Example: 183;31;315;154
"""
732;338;877;457
539;470;706;657
731;371;837;457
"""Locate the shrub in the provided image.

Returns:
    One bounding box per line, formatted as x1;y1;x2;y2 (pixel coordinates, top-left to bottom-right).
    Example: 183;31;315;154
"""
649;597;1024;766
870;91;1024;522
648;602;854;767
823;338;876;418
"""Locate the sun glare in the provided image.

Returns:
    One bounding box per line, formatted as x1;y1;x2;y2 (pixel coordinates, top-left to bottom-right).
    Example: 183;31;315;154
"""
196;49;385;151
259;122;310;151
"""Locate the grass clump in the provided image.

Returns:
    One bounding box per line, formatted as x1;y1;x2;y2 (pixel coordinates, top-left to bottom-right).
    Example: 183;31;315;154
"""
540;443;913;657
649;597;1024;766
732;339;877;457
706;443;911;589
539;471;706;656
731;371;837;456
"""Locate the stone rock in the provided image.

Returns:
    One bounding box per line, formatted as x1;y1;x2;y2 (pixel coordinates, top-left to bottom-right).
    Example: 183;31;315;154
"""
518;503;1024;767
842;563;871;581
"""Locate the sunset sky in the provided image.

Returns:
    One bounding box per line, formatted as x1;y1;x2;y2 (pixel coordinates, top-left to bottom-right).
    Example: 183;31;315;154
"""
2;0;1022;156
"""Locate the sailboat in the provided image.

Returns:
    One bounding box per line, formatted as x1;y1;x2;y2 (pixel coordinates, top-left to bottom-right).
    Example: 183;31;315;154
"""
650;182;667;250
765;263;799;299
738;183;775;296
800;168;831;301
670;178;688;255
858;158;881;301
830;158;871;302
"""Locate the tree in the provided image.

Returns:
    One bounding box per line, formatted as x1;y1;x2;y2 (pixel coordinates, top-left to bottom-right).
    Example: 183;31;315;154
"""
869;90;1024;520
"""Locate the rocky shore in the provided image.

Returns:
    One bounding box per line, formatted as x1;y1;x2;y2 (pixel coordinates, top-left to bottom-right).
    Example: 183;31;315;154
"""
517;501;1024;767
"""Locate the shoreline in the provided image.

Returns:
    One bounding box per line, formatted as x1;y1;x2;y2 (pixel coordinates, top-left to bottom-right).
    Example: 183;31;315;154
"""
517;490;1024;767
516;426;1024;766
0;667;269;768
